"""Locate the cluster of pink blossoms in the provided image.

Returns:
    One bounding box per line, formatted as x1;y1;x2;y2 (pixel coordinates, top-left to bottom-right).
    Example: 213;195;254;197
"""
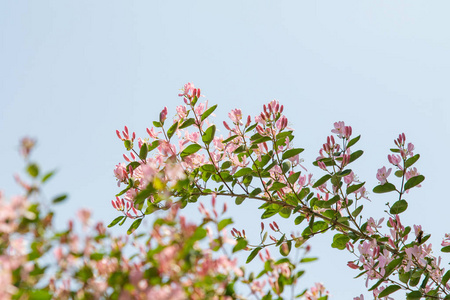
108;83;450;299
0;192;32;298
112;84;311;219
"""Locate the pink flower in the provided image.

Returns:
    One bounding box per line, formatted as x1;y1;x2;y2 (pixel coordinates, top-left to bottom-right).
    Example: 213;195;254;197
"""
159;107;168;123
388;154;402;167
276;115;288;130
331;121;345;137
405;167;420;181
146;127;161;139
366;217;384;235
407;142;415;156
113;163;128;185
441;233;450;247
178;82;196;97
376;166;392;185
77;208;91;227
19;137;36;158
303;282;329;300
176;105;187;120
228;109;242;124
195;101;207;118
344;171;355;184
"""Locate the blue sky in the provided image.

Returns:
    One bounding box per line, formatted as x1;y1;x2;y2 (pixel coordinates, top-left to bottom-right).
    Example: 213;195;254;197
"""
1;1;450;298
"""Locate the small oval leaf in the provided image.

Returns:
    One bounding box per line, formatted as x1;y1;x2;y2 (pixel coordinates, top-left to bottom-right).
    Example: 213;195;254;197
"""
180;144;202;158
390;199;408;214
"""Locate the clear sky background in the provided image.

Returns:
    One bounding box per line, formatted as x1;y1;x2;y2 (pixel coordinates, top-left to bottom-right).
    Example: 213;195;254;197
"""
1;1;450;298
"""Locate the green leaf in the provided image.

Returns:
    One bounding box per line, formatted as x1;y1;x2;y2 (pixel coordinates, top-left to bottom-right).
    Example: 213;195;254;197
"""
331;234;350;250
312;174;331;188
298;188;310;200
385;258;403;277
233;239;248;253
394;170;404;177
346;182;365;194
254;154;271;168
368;278;384;291
235;196;245;205
201;104;218;121
347;135;361;148
261;208;279;219
349;150;364;163
124;139;133;150
90;252;104;261
378;285;401;297
287;172;301;184
310;221;327;233
282;148;304;160
246;247;262;263
179;118;195;129
279;207;291;218
399;271;411;284
327;195;340;206
27;163;39;178
269;182;287;191
221;161;232;169
441;270;450;286
167;122;178;139
234;145;246;153
282;161;291;173
409;273;421;286
201;164;216;173
191;227;207;241
420;274;430;289
52;194;68;204
390;199;408;214
148;140;160;152
134;184;155;205
276;234;286;246
249;187;262;197
119;216;127;226
222;135;238;144
139;143;148;160
406;291;422;300
313;157;335;167
26;290;52;300
294;215;305;225
202;125;216;144
404;175;425;191
116;186;130;197
108;216;125;228
153;121;162;128
218;218;233;231
252;136;272;145
279;241;292;256
245;123;257;133
339;169;352;177
352;205;363;218
234;167;253;178
180;144;202;158
191;95;198;106
127;218;143;235
405;154;420;169
373;183;396;193
41;170;55;183
441;246;450;253
300;257;318;263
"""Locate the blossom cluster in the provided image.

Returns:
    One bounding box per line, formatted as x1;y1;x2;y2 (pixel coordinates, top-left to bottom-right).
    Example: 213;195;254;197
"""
109;83;450;299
